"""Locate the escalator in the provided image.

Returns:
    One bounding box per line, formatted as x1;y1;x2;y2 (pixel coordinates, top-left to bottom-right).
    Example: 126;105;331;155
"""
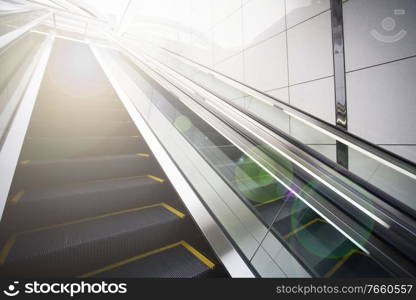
0;39;225;278
1;33;415;279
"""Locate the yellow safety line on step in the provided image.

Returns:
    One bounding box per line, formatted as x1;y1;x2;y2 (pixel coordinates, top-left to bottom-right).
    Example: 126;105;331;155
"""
283;218;326;239
161;203;186;219
135;153;150;157
75;175;149;185
60;174;164;186
79;242;183;278
83;174;164;184
24;203;184;234
0;202;186;265
324;249;367;278
0;235;16;265
78;241;215;278
130;136;140;138
9;191;25;205
18;204;157;234
20;160;30;165
181;241;216;270
253;195;286;208
146;175;165;183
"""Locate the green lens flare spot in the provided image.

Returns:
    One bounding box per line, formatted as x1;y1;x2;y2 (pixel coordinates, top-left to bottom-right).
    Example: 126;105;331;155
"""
288;180;375;260
233;154;289;204
174;115;192;133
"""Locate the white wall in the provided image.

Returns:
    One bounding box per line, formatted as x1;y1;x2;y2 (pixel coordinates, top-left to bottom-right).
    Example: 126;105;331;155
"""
343;0;416;163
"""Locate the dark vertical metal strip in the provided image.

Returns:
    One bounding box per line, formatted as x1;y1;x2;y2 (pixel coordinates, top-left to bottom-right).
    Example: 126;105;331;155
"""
330;0;349;169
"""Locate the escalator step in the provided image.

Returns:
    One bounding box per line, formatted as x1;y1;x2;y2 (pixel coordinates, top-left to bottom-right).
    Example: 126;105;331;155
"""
0;204;186;277
11;154;160;191
3;176;172;231
37;88;120;106
84;242;215;278
31;106;130;121
20;136;147;160
36;98;123;109
27;120;137;137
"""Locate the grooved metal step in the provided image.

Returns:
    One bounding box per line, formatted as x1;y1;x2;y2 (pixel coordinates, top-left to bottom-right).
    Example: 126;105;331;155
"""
31;106;130;121
0;204;186;277
11;154;159;191
27;120;137;137
3;176;170;231
86;241;215;278
20;136;147;160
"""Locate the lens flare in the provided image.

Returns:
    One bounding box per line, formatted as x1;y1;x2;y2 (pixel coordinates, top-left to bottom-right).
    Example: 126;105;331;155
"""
233;148;294;204
174;115;192;133
289;179;375;260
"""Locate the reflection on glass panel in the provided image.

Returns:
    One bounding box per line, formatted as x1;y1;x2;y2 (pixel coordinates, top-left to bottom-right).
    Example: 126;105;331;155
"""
267;191;390;277
349;147;416;212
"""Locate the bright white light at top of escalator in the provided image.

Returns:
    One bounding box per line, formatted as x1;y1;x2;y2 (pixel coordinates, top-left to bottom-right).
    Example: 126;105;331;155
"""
82;0;129;21
0;0;31;11
119;0;194;33
31;0;63;10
